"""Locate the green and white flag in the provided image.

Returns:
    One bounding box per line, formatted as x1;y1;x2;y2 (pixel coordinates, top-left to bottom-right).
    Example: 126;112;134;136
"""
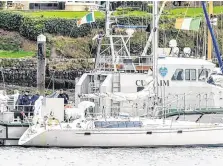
175;18;201;31
77;12;95;27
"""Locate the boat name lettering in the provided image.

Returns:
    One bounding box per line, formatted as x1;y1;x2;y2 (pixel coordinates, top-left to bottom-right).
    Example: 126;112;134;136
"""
135;80;147;87
136;80;169;87
158;80;170;86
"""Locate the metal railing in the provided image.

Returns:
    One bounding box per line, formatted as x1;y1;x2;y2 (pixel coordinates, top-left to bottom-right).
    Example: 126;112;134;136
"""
0;102;35;124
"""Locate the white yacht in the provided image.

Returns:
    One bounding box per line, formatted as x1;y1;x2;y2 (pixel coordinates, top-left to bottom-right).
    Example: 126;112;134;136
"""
18;109;223;147
18;1;223;148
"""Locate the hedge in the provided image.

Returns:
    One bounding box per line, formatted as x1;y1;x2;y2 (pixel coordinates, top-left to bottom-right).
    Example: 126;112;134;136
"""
0;12;22;31
0;10;176;41
0;10;217;57
0;11;93;40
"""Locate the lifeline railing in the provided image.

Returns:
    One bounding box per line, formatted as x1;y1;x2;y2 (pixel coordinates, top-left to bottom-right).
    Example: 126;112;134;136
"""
0;103;35;124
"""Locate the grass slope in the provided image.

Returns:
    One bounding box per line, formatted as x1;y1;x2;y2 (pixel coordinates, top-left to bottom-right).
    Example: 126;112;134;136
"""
167;6;223;17
21;10;149;19
0;50;34;58
16;6;223;19
20;11;104;19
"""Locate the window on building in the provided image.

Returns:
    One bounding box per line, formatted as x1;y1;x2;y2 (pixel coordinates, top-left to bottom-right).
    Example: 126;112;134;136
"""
171;69;184;81
185;69;196;81
7;1;13;6
198;69;210;81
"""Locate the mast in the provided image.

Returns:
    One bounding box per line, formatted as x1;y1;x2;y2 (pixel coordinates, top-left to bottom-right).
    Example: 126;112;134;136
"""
152;1;158;96
207;1;213;60
141;0;167;57
105;0;110;36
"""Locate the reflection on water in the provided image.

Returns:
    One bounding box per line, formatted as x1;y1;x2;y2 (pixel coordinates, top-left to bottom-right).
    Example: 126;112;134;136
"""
1;147;223;166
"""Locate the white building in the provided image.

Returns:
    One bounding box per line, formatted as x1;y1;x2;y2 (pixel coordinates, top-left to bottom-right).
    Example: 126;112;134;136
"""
5;1;100;11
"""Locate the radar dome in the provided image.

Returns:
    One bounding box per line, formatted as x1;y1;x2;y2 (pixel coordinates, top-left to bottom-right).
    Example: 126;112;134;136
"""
169;39;177;48
183;47;191;57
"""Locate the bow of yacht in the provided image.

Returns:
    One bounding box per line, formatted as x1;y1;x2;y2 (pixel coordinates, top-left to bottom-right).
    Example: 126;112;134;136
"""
18;112;223;147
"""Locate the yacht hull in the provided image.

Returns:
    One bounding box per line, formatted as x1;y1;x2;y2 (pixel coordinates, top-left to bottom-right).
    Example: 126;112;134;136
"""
19;127;223;147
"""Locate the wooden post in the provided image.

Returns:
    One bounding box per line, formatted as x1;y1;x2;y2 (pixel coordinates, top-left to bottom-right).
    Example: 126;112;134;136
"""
37;34;46;96
208;1;213;60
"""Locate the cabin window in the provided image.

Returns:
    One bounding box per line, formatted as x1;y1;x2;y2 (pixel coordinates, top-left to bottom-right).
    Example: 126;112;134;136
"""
198;69;210;81
185;69;196;81
185;69;190;80
191;69;196;80
171;69;184;81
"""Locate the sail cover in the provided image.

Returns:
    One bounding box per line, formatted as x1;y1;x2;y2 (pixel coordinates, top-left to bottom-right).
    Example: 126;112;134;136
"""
79;78;154;102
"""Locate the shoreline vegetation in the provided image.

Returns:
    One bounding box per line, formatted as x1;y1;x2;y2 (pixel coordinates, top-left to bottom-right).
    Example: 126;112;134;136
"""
0;5;223;90
0;6;223;60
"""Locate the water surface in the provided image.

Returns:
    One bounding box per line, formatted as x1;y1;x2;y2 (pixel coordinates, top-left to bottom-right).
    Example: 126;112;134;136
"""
1;147;223;166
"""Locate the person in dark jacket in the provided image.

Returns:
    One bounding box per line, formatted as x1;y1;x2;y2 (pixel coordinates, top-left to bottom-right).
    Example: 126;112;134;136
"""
20;91;31;121
21;91;31;106
58;89;69;105
31;91;40;105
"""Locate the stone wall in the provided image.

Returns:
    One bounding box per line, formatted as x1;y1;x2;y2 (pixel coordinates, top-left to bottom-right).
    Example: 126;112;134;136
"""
0;68;87;89
0;58;88;90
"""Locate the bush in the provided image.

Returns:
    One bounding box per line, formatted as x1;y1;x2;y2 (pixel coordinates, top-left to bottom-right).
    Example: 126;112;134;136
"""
0;11;22;31
44;18;91;38
0;11;96;40
19;17;45;40
0;36;22;51
0;10;176;42
52;36;91;59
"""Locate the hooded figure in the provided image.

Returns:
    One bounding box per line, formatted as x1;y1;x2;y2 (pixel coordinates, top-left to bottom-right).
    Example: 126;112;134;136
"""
21;90;31;112
58;89;69;105
21;91;31;106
